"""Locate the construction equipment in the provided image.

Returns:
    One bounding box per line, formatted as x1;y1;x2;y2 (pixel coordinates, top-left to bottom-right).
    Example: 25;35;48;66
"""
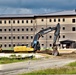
14;23;60;55
31;23;60;55
14;46;34;52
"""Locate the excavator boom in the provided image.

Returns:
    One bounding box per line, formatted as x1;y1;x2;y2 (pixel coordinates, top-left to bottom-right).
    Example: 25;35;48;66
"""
31;23;60;53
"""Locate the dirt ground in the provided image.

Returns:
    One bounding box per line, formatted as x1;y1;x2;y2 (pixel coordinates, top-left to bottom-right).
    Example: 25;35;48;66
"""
0;49;76;75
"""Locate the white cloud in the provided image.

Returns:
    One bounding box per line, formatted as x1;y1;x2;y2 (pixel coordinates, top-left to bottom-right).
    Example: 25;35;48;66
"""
0;7;33;14
0;0;75;14
0;7;60;14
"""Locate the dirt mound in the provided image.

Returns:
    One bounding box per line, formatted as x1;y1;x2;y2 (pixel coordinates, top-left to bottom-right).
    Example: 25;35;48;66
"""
36;50;52;55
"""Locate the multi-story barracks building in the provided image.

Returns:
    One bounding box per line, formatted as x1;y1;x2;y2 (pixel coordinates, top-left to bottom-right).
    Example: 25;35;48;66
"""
0;10;76;49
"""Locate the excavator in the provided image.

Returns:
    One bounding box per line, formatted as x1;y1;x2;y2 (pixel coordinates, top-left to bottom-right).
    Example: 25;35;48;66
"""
14;23;60;56
31;23;60;56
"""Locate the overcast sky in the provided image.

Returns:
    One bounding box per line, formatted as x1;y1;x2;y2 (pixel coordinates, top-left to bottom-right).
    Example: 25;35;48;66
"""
0;0;76;14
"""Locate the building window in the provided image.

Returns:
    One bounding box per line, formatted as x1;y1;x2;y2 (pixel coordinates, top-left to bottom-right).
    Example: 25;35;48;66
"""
17;29;20;31
31;20;33;23
13;44;15;47
9;37;11;39
4;37;7;39
17;20;19;23
42;44;44;46
26;20;28;23
31;28;33;31
63;27;65;30
22;36;24;39
0;45;2;47
63;35;65;38
0;21;2;24
26;28;28;31
4;29;6;31
9;21;11;24
22;20;24;23
13;36;15;39
0;29;2;31
58;19;60;22
9;29;11;31
22;28;24;31
72;27;75;31
41;19;44;22
13;29;15;31
4;21;6;24
54;19;56;22
31;36;33;39
4;44;7;47
49;44;52;47
72;19;75;23
0;37;2;39
26;36;29;39
9;44;11;47
63;18;65;22
49;36;52;39
17;36;20;39
13;20;15;23
49;19;52;22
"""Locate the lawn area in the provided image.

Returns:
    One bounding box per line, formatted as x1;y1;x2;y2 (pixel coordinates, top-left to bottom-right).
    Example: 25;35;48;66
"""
20;61;76;75
0;55;34;64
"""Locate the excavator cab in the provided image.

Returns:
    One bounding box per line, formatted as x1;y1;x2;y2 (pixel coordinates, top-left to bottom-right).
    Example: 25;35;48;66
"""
31;41;40;52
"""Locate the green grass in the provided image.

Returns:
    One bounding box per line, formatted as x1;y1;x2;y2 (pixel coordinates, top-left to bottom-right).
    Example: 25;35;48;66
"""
0;56;34;64
20;61;76;75
68;61;76;67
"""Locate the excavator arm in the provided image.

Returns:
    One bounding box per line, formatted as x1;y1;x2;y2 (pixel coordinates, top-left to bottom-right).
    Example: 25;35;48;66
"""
31;23;60;54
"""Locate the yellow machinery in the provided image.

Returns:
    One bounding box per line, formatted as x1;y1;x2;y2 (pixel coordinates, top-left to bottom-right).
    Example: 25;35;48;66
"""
14;46;34;52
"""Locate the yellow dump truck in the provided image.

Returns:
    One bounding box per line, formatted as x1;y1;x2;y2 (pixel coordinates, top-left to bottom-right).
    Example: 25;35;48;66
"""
14;46;34;52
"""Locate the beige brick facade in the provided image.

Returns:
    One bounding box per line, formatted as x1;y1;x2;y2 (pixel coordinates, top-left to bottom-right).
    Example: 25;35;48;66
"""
0;12;76;49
